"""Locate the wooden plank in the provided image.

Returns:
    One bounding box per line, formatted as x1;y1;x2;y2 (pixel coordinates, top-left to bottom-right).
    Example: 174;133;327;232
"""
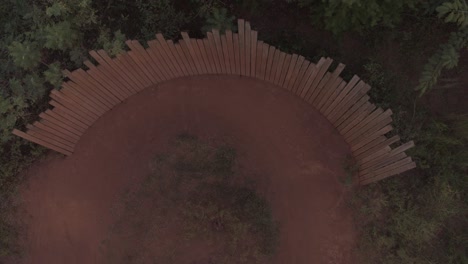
244;22;251;76
350;115;393;146
80;68;123;104
120;51;153;88
47;109;88;131
360;162;416;185
125;40;159;84
62;82;107;115
192;38;208;74
344;108;385;138
179;39;199;75
39;113;83;137
220;34;232;74
338;103;375;134
64;70;115;108
147;40;176;79
269;49;281;83
273;52;287;86
328;81;370;123
156;34;181;78
212;29;226;74
360;151;407;174
286;56;305;91
265;46;276;83
351;125;393;152
361;157;413;180
130;40;166;81
166;40;187;77
282;54;298;88
296;61;320;97
260;43;269;80
50;90;99;121
39;119;81;142
250;31;258;77
323;75;360;117
305;58;333;103
27;124;75;149
307;72;330;104
181;32;204;74
174;42;194;76
254;41;263;79
83;60;131;99
349;110;392;143
233;33;241;75
238;19;246;76
316;63;345;110
278;54;292;87
354;136;388;157
13;129;72;156
115;53;149;92
92;50;141;93
334;95;369;128
292;59;310;94
83;67;127;102
49;100;94;126
207;32;222;74
225;30;235;75
26;126;75;151
202;39;215;74
33;121;79;144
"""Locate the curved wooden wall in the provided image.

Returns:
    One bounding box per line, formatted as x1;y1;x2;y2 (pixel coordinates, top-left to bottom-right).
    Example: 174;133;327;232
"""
12;19;415;185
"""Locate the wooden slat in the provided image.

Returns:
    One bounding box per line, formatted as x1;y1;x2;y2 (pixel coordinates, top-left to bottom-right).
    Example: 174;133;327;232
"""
338;103;375;134
350;116;393;146
13;129;72;156
282;54;298;88
329;81;370;123
344;108;386;138
50;91;99;123
49;100;94;126
55;87;103;118
27;124;75;149
360;162;416;185
334;95;369;128
305;58;333;103
156;34;180;78
201;39;215;74
250;31;258;77
225;30;236;75
174;42;194;76
38;119;80;142
39;113;83;137
292;59;310;94
278;54;292;87
274;52;286;86
260;43;269;80
220;34;232;74
84;67;127;102
233;33;241;75
265;46;276;83
254;41;263;79
361;157;413;180
83;60;131;99
119;51;153;88
125;41;158;84
181;32;203;75
179;39;199;75
33;121;79;144
323;74;359;116
212;29;226;74
47;109;88;131
297;60;320;97
316;63;345;110
238;19;246;76
147;40;176;79
269;49;281;83
26;126;74;151
192;38;208;74
360;151;407;174
244;22;251;77
206;32;222;74
286;56;305;91
64;70;115;108
61;82;107;115
351;125;393;152
129;40;166;81
166;40;187;77
307;72;330;104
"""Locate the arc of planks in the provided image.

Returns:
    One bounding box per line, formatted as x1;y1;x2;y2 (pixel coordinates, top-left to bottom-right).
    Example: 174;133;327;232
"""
12;19;416;185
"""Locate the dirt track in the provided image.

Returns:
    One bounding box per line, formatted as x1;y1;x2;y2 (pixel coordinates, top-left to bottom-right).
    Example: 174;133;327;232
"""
18;76;356;263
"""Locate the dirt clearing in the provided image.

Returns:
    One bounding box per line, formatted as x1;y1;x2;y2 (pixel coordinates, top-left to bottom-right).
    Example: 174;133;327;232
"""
17;76;356;263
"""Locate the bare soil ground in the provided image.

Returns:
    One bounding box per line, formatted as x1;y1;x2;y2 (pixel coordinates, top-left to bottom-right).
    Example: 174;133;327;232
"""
16;76;356;264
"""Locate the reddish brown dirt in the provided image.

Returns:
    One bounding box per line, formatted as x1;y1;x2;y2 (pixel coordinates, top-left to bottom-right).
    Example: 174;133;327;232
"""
17;76;356;264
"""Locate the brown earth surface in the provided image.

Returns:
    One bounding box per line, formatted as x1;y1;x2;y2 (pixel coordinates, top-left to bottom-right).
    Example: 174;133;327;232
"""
16;76;356;264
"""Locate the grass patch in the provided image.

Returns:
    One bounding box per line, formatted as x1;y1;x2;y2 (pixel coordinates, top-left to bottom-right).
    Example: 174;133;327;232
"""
102;133;279;263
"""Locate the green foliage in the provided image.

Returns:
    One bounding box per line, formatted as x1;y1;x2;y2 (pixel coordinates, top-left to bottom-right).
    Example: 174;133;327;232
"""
97;29;126;57
437;0;468;27
43;62;63;88
137;0;188;40
202;7;236;33
291;0;418;35
8;41;41;69
43;21;80;50
417;0;468;95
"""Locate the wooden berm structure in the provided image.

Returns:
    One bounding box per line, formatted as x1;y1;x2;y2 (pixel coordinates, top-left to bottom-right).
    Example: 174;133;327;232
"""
13;19;416;185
